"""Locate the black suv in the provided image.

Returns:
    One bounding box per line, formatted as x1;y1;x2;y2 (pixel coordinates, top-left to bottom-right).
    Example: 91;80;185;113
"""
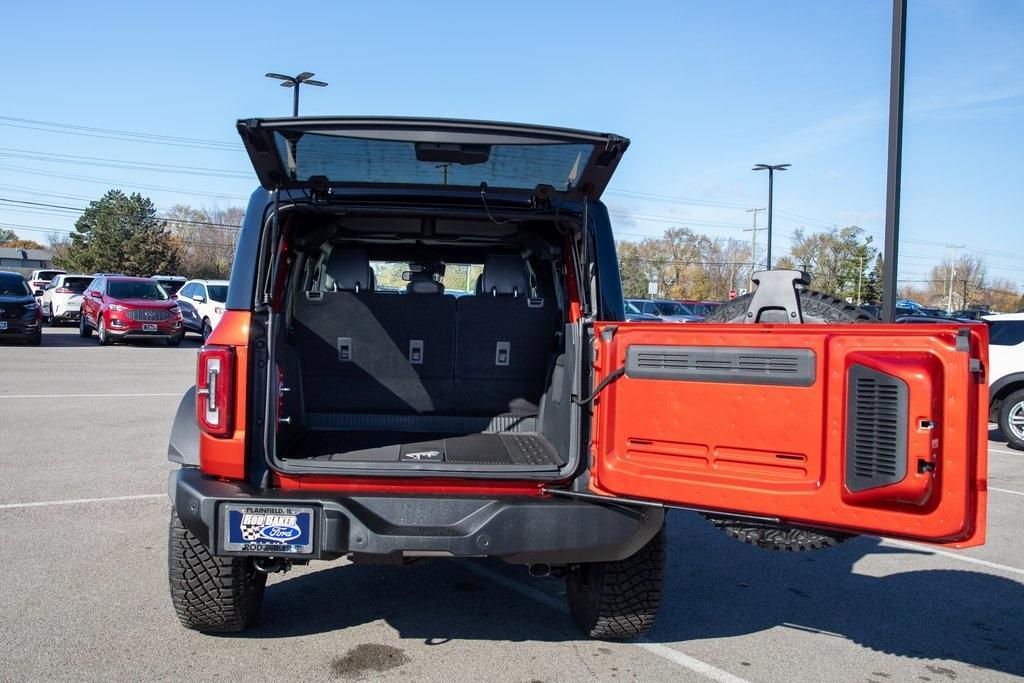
0;270;42;345
167;117;986;638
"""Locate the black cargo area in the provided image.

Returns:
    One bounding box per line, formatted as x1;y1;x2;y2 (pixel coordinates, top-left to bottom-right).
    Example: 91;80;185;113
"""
269;230;578;478
283;430;564;468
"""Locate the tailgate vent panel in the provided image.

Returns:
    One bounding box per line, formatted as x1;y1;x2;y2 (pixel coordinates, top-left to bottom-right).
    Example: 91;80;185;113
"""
626;346;815;386
845;364;909;492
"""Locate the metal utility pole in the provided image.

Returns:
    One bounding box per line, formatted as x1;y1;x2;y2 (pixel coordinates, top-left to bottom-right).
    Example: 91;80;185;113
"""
265;72;329;116
742;207;765;285
752;164;790;269
962;278;969;311
880;0;907;322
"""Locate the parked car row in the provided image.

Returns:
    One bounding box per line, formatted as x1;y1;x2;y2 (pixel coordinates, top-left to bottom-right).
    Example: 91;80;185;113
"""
0;269;227;346
623;298;723;322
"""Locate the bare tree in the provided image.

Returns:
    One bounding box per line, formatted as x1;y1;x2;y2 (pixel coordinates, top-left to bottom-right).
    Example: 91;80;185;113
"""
165;204;242;279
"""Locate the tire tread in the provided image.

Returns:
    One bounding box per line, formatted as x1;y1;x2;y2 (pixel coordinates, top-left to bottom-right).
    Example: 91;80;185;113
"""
168;507;265;632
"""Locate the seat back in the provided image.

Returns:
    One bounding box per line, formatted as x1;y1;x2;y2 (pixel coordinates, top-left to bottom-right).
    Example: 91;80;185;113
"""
292;249;455;414
454;254;557;415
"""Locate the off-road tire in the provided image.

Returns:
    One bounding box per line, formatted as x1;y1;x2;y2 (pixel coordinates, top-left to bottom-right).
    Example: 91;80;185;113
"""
700;288;869;550
566;525;666;639
168;507;266;632
707;289;876;324
702;515;853;551
79;314;92;338
998;388;1024;451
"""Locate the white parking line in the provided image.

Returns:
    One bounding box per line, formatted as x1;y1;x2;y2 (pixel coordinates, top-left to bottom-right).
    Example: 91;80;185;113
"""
462;562;750;683
989;446;1021;456
882;539;1024;577
0;393;181;399
0;494;164;510
991;487;1024;497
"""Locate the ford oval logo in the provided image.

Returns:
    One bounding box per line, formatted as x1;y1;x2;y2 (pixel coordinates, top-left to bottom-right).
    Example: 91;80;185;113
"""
259;525;302;541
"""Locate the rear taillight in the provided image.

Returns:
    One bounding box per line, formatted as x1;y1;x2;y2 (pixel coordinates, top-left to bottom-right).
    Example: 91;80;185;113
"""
197;345;234;437
55;287;74;294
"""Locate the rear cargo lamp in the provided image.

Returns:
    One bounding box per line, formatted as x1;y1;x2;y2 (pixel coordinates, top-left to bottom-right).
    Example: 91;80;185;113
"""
197;345;234;437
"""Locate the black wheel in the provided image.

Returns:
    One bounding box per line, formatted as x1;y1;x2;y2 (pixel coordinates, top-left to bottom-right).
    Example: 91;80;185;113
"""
97;318;112;345
26;333;42;346
202;318;213;342
79;313;92;338
47;305;57;326
566;524;666;639
168;507;266;632
699;288;870;551
998;388;1024;451
166;333;183;347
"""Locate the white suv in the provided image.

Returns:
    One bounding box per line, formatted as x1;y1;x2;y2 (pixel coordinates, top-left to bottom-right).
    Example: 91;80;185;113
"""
175;279;227;340
40;273;94;325
986;313;1024;449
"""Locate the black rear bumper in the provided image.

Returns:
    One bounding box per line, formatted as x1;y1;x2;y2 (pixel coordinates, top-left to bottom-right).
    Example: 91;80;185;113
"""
170;467;663;564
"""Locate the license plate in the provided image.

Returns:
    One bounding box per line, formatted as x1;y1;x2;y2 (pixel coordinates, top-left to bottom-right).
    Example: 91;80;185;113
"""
220;504;316;556
0;321;6;330
143;323;157;332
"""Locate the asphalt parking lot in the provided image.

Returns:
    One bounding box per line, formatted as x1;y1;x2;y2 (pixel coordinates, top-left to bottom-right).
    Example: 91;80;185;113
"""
1;326;1022;682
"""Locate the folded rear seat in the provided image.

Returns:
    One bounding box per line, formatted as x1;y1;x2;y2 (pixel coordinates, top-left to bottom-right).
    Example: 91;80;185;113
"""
293;249;455;414
454;254;558;416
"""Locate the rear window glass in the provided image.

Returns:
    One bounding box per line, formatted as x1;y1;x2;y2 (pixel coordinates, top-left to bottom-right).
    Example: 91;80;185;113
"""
62;277;92;292
277;133;593;192
207;285;228;303
106;281;169;300
988;321;1024;346
35;270;63;281
0;273;30;296
368;261;484;294
653;301;695;316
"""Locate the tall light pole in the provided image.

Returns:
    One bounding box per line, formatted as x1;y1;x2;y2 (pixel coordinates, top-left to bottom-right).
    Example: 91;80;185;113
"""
752;163;790;269
265;72;328;116
880;0;907;322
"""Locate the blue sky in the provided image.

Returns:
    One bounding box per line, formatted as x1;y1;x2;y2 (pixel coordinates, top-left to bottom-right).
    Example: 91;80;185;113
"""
1;0;1021;286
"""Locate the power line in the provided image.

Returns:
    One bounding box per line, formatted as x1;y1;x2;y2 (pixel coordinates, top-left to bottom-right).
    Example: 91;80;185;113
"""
0;115;239;151
0;164;249;201
0;198;242;231
0;147;250;179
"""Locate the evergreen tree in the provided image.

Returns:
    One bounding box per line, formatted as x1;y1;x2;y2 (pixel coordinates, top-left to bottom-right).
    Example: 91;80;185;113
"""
58;190;180;276
862;253;885;304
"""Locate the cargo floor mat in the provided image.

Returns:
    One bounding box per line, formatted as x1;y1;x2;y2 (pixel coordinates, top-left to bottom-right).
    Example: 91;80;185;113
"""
288;430;563;467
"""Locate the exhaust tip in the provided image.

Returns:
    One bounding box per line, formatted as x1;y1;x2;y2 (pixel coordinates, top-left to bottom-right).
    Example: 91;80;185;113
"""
528;563;551;578
253;557;286;574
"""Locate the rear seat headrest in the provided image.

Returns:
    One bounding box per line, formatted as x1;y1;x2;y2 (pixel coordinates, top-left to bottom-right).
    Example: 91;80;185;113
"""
480;254;527;297
324;249;373;292
405;270;445;294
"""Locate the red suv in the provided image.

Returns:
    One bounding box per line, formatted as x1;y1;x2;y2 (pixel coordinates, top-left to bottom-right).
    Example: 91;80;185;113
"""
79;275;184;346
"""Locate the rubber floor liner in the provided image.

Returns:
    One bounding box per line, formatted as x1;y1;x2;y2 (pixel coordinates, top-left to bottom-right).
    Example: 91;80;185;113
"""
290;430;563;467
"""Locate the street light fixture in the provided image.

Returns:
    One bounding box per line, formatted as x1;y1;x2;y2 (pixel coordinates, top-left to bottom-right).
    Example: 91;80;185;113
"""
265;72;328;117
752;163;790;269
